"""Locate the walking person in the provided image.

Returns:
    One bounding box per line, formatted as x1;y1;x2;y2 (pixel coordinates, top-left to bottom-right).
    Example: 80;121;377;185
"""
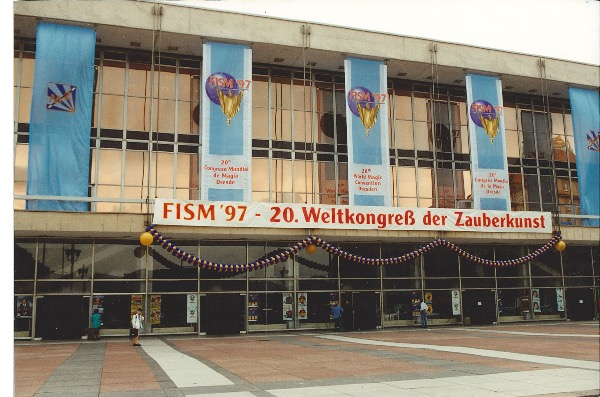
131;308;144;346
89;308;102;340
420;299;428;328
331;303;344;331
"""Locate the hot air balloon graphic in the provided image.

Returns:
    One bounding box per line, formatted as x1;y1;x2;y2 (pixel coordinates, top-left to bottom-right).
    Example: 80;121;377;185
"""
205;72;245;125
348;86;380;136
470;100;500;144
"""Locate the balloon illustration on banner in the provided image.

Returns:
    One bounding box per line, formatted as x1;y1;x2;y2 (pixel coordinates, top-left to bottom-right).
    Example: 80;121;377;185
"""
348;86;380;136
205;72;244;126
470;100;500;144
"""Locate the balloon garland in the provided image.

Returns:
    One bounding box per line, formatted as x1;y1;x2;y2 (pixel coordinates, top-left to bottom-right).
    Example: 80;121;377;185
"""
141;225;564;273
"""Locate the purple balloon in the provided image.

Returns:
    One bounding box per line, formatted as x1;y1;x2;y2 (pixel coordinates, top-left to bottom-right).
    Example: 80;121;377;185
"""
470;100;496;127
205;72;239;105
347;86;375;117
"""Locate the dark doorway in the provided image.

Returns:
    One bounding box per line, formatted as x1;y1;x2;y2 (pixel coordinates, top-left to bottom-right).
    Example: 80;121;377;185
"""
566;288;595;321
462;290;496;325
35;296;88;340
204;294;245;335
341;292;379;331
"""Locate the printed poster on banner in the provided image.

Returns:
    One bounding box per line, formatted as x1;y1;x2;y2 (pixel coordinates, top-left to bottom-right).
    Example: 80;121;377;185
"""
153;198;552;234
451;290;461;315
556;288;565;312
130;294;143;317
466;74;511;211
532;289;541;313
283;293;293;321
187;294;198;323
297;293;308;320
344;57;391;207
201;41;252;202
150;294;161;324
248;294;258;322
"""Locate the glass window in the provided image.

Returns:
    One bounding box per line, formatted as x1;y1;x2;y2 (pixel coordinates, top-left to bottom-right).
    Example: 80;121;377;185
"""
94;242;146;279
339;243;380;279
35;242;93;280
199;242;247;280
14;242;37;280
562;247;593;276
150;242;198;279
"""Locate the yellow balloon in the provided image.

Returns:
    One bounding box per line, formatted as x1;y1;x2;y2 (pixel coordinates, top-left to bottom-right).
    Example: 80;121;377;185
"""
555;240;566;252
140;232;154;246
306;244;317;254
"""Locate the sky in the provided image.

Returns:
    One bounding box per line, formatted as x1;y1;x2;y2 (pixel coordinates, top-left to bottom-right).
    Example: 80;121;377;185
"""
162;0;600;66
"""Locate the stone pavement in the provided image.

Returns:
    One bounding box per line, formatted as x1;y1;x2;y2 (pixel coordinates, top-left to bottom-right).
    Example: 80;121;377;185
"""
13;321;600;397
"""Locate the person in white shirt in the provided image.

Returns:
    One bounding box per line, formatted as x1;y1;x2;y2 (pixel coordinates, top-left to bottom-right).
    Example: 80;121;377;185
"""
420;299;428;328
131;308;144;346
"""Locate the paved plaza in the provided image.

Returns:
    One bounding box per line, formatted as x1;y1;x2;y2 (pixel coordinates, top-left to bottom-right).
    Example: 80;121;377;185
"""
13;321;600;397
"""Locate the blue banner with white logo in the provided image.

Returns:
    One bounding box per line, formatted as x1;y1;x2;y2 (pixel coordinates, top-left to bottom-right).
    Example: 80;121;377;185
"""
344;57;391;206
201;42;252;202
26;22;96;211
466;74;510;211
568;87;600;226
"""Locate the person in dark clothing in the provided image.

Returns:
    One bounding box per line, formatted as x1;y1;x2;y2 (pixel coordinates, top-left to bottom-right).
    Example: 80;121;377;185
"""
331;303;344;331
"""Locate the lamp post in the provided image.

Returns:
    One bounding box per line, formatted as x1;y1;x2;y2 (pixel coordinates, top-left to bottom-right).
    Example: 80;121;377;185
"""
65;244;83;291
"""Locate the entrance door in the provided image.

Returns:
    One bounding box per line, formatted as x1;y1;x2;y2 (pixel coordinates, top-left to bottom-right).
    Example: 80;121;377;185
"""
566;288;595;321
462;290;496;325
205;294;245;335
341;292;379;331
35;296;88;340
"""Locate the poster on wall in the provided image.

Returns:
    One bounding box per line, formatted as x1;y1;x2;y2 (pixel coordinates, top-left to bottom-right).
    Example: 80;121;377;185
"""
411;291;421;317
150;294;161;325
465;73;511;211
344;57;392;207
92;295;104;314
556;288;565;312
297;293;308;320
532;289;541;313
283;293;293;321
186;294;198;323
424;291;433;314
451;290;461;315
201;41;253;202
248;294;258;322
16;296;32;318
130;294;143;317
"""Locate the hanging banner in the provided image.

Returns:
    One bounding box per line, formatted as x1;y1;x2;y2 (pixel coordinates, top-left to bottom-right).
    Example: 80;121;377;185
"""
150;294;161;325
201;41;252;202
465;74;511;211
568;87;600;226
344;57;391;206
153;198;552;233
26;22;96;211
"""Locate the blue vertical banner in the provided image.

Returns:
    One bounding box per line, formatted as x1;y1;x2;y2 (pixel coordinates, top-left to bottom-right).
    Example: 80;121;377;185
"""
26;22;96;211
568;87;600;226
344;57;391;206
201;42;252;202
466;74;511;210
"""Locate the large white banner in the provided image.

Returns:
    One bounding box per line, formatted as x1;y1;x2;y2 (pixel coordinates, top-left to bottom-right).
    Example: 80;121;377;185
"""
153;198;551;233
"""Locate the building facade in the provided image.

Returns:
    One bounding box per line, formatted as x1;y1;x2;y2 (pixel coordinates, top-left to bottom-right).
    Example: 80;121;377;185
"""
14;1;599;340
